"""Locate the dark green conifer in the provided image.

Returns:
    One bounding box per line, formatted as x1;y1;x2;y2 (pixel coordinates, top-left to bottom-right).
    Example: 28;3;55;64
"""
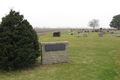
0;10;40;70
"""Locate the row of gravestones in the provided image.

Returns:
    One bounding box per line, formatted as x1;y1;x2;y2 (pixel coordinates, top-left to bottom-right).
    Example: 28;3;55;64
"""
63;31;68;34
69;29;92;37
103;31;120;37
53;30;120;37
69;29;116;33
53;31;89;37
98;32;120;37
98;32;114;35
69;30;92;35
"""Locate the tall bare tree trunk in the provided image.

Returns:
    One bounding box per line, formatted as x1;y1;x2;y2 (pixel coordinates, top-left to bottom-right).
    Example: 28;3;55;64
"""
93;26;95;32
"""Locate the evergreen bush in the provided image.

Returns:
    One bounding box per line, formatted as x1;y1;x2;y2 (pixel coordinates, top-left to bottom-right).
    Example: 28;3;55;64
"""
0;10;40;70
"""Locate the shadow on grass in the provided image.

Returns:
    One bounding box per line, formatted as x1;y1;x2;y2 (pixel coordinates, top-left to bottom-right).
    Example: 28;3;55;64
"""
0;61;42;73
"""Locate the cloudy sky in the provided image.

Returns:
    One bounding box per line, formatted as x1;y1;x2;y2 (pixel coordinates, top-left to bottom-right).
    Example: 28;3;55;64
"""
0;0;120;28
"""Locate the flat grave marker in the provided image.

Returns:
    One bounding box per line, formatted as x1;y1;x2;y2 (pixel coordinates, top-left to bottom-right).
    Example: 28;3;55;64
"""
79;33;82;35
83;34;87;37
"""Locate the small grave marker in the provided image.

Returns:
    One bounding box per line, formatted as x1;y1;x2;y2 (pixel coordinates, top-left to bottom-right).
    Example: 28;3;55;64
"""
98;33;103;37
79;33;82;35
111;32;114;34
53;32;60;37
103;32;106;34
87;32;90;34
83;34;87;37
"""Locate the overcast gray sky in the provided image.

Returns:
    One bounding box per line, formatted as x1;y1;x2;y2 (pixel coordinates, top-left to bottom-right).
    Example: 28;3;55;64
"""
0;0;120;28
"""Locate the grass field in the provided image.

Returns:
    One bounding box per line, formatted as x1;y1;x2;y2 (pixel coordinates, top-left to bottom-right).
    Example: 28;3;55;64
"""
0;30;120;80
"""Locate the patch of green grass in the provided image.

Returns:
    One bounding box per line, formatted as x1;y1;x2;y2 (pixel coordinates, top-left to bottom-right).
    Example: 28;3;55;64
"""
0;30;120;80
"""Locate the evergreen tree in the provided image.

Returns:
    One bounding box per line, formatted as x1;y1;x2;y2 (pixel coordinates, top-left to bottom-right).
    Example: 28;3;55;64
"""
0;10;40;70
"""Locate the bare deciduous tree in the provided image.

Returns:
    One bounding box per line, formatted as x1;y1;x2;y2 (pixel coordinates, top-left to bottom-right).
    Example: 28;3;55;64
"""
88;19;99;32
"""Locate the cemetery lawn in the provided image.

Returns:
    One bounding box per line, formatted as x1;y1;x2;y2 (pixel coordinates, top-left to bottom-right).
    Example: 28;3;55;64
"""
0;30;120;80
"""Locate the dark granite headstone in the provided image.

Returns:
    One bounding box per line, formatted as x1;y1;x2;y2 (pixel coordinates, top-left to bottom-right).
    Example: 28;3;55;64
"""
53;32;60;37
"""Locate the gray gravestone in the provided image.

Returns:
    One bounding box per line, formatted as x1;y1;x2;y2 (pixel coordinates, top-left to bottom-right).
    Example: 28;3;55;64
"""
83;34;87;37
41;41;69;65
87;32;90;34
98;34;103;37
79;33;82;35
111;32;114;34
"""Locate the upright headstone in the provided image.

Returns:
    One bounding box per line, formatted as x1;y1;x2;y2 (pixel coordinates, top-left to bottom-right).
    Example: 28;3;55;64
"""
53;32;60;37
98;33;103;37
111;32;114;34
83;34;87;37
41;41;69;65
87;32;90;34
79;33;82;35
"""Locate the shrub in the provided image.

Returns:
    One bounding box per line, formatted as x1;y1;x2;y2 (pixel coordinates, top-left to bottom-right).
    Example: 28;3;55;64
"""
0;10;40;70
